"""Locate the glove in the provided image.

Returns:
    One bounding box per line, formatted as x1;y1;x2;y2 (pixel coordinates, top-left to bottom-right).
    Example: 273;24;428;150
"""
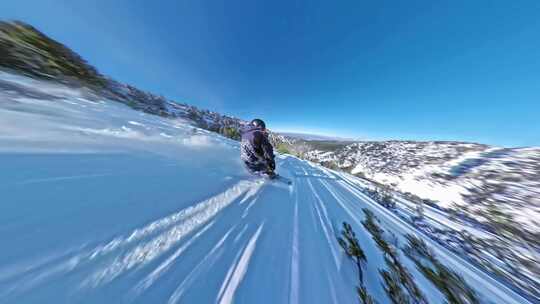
267;159;276;171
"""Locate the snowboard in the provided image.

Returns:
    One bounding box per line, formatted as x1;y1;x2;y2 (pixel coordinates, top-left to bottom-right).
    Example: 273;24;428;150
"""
266;173;292;185
250;170;292;185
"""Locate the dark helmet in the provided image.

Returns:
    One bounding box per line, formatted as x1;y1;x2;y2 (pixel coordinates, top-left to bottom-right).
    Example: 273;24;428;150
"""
250;118;266;130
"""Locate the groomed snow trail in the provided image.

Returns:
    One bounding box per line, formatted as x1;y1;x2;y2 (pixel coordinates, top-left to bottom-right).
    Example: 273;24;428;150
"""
0;73;532;304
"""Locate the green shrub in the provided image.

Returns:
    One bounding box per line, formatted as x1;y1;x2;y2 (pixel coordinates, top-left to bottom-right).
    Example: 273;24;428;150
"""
276;143;291;154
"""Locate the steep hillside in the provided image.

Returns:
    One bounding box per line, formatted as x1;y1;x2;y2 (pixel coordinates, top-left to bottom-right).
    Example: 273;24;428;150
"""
304;141;540;235
301;140;540;300
0;20;245;140
0;21;107;87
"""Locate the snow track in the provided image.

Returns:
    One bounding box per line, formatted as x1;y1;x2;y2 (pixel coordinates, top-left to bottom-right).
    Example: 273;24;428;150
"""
217;223;264;304
0;74;534;303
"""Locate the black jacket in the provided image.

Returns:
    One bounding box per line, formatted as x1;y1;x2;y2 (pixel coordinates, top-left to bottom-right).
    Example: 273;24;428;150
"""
240;125;275;168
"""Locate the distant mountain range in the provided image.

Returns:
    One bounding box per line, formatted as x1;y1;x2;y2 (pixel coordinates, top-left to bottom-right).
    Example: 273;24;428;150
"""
277;132;355;142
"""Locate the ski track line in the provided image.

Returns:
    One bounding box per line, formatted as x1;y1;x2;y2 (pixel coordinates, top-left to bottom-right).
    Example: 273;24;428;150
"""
216;247;244;302
318;179;364;228
0;242;88;283
167;226;236;304
241;194;260;219
218;223;265;304
132;220;216;295
88;182;254;260
0;253;80;299
16;173;112;185
239;185;262;205
289;186;300;304
325;267;339;304
234;224;250;243
0;179;261;298
334;176;531;304
307;178;341;270
86;180;262;287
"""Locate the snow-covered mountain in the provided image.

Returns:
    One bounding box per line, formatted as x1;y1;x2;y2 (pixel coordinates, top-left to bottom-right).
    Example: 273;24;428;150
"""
301;140;540;300
278;132;355;142
0;70;535;304
304;141;540;234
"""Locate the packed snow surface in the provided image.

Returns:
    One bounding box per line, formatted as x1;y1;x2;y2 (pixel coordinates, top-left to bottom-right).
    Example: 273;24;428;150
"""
0;73;533;303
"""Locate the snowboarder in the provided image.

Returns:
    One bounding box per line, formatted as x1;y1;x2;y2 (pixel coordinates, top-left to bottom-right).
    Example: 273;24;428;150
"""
241;118;276;178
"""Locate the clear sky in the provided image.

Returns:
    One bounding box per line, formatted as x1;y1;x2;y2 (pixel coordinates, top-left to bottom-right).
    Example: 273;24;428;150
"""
1;0;539;147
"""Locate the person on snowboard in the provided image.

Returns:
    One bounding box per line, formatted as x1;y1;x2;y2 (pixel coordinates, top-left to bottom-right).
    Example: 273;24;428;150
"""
241;119;276;177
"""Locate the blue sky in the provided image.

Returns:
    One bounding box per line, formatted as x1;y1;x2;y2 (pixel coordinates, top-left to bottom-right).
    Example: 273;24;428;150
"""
1;0;539;147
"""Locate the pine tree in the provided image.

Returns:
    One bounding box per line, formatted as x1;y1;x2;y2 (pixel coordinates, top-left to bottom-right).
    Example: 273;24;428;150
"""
357;286;377;304
338;222;367;283
403;234;479;304
337;221;378;304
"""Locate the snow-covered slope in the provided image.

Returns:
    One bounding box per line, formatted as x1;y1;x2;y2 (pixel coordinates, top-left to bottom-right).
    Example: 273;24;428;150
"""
0;73;534;303
304;141;540;301
305;141;540;234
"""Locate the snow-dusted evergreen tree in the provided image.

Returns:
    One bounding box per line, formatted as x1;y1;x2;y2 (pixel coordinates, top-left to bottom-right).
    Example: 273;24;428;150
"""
337;222;377;304
338;222;367;283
